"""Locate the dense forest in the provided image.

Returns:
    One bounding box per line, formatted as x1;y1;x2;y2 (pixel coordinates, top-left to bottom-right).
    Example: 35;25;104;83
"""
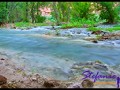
0;2;120;27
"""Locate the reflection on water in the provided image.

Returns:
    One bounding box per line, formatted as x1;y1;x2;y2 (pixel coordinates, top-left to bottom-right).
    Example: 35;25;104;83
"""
0;29;120;80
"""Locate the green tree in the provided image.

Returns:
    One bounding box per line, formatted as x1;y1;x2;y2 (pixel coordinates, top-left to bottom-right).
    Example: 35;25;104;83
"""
99;2;120;24
51;2;71;25
71;2;91;20
0;2;8;25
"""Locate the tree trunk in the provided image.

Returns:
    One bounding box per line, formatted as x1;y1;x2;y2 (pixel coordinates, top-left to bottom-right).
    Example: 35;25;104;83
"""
52;2;60;25
35;2;39;23
6;2;8;23
67;3;70;23
31;2;35;23
25;2;29;22
37;2;39;16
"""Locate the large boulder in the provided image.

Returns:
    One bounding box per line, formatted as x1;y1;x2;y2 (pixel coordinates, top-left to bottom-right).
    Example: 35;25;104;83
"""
0;75;7;85
43;80;60;88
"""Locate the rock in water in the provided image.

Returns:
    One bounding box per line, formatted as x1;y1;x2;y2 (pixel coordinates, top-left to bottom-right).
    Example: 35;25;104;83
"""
93;64;108;71
92;40;98;43
0;75;7;85
81;79;94;88
0;58;5;60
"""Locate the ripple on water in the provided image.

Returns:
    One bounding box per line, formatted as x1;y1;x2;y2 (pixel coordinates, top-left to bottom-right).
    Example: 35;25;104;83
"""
0;29;120;80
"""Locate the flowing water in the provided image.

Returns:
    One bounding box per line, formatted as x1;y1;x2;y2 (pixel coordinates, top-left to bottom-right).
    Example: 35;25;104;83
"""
0;27;120;80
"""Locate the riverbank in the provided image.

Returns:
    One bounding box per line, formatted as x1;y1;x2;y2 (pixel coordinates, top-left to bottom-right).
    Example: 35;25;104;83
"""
0;25;120;88
0;54;118;88
0;54;70;88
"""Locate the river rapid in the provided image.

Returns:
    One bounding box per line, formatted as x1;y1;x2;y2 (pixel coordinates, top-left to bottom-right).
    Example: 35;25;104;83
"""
0;27;120;80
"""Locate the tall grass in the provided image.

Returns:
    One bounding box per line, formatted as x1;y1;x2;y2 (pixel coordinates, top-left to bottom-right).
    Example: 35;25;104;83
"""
15;22;47;28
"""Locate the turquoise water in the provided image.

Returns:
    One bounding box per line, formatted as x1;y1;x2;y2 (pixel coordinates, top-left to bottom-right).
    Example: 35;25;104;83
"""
0;29;120;80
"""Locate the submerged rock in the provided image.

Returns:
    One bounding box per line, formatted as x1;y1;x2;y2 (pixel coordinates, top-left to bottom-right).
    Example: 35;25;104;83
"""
92;40;98;43
0;58;5;60
93;63;108;71
70;61;111;77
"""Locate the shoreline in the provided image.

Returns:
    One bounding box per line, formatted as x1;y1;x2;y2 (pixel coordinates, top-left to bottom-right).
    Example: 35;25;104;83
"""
0;53;118;88
0;54;70;88
0;26;120;88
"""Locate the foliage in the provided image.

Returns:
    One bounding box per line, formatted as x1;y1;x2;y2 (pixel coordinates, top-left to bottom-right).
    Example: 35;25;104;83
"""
114;24;120;27
0;2;8;24
35;15;46;23
71;2;90;19
99;2;120;24
105;27;120;32
61;22;82;29
15;22;47;28
0;2;120;27
87;26;120;32
87;27;103;31
51;2;71;25
61;19;99;29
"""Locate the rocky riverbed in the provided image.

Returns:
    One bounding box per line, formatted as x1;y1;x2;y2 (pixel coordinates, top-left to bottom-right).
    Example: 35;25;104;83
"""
0;56;118;88
11;24;120;47
0;24;120;88
43;25;120;47
3;24;120;48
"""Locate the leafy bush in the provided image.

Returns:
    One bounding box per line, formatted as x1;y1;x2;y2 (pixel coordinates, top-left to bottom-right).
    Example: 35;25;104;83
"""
105;27;120;32
15;22;31;27
99;2;119;24
61;22;83;29
87;26;120;32
0;2;8;24
61;18;99;29
88;14;100;22
15;22;47;28
35;15;46;23
71;2;90;19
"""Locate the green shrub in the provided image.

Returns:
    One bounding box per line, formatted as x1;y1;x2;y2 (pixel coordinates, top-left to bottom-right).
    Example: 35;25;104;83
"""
61;18;100;29
35;15;46;23
105;27;120;32
0;2;8;24
71;2;91;19
87;26;120;32
15;22;31;27
61;22;83;29
99;2;119;24
15;22;48;28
